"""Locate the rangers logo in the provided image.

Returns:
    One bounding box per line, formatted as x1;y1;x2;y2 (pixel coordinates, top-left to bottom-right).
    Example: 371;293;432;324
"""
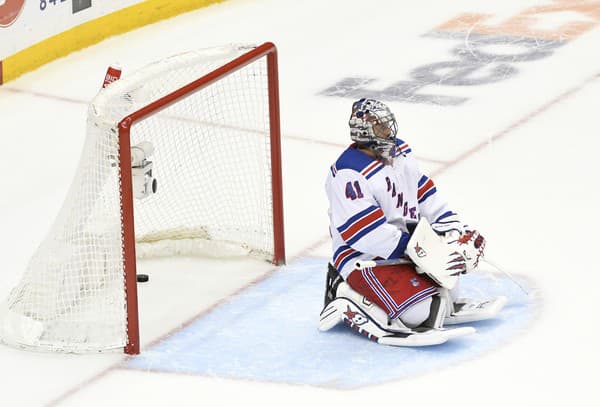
414;242;426;258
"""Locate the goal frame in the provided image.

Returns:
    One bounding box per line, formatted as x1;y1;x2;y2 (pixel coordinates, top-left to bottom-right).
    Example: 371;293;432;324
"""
117;42;285;354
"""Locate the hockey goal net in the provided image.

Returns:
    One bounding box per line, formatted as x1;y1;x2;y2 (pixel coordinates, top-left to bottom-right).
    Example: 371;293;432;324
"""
0;43;285;354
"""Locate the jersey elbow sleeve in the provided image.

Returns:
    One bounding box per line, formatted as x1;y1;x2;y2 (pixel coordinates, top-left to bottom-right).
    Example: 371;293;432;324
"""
387;232;410;259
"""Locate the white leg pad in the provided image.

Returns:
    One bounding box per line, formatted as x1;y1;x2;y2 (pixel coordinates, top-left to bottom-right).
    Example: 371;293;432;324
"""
318;284;476;346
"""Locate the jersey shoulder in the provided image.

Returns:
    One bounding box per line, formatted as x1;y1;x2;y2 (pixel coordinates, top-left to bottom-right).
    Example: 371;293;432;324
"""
329;145;385;180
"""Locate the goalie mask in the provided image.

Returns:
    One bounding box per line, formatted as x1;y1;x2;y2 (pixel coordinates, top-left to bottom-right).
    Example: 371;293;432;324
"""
349;98;398;164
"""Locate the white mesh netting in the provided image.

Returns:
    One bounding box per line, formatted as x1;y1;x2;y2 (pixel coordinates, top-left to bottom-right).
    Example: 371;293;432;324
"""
0;44;276;352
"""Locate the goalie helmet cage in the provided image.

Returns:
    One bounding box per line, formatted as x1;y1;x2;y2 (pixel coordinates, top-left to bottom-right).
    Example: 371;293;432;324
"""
0;42;285;355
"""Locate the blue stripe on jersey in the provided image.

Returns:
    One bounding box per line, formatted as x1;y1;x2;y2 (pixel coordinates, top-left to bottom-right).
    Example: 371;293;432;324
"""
417;175;437;203
337;205;380;235
346;217;386;245
387;233;410;259
418;187;437;204
363;162;384;179
434;211;456;223
333;245;362;271
333;146;380;174
395;138;412;155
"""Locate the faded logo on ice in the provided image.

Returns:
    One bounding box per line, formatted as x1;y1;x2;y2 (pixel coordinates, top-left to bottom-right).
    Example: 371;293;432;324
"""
320;1;600;106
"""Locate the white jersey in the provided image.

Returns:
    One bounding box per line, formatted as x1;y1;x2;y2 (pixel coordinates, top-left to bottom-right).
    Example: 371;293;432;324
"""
326;140;457;279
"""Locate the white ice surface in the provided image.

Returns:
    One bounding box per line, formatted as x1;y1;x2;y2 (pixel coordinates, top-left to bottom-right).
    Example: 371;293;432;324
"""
0;0;599;405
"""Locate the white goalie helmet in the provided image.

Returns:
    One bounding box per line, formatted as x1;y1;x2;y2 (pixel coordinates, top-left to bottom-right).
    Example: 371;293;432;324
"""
349;98;398;163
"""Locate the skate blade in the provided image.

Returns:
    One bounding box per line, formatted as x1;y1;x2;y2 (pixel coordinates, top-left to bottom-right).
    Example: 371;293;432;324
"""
379;326;475;347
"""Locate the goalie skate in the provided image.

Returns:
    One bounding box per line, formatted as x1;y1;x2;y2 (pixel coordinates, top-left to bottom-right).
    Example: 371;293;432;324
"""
444;296;507;325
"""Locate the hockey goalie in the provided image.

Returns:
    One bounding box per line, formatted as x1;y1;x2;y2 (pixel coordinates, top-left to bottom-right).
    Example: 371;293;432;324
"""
319;98;506;346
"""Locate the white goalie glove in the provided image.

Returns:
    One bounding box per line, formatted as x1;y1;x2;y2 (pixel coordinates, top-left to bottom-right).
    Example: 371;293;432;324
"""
431;213;486;272
446;229;486;272
405;218;486;289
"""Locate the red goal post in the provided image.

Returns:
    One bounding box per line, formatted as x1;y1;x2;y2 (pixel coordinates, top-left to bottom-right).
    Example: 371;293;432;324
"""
119;42;285;354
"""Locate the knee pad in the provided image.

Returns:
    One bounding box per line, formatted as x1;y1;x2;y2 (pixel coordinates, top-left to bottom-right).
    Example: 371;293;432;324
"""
399;297;433;328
